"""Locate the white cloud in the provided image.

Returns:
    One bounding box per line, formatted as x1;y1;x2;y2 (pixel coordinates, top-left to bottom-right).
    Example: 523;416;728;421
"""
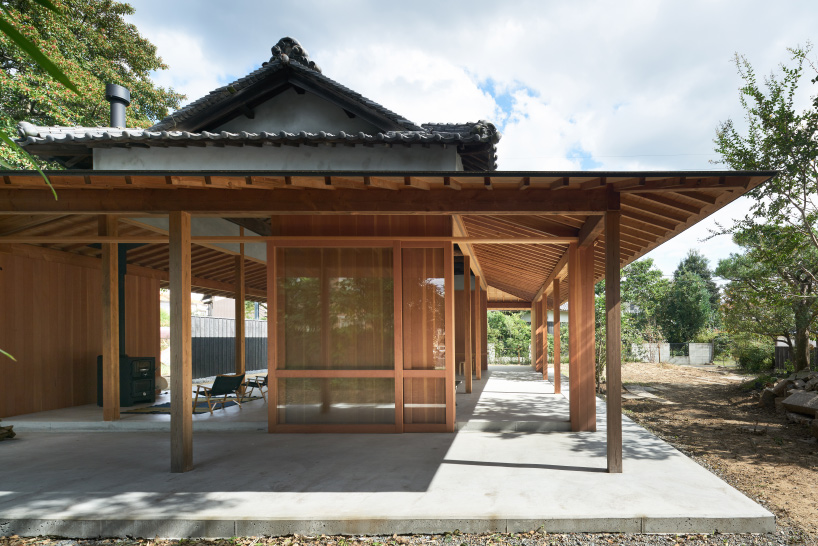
136;29;233;106
123;0;816;274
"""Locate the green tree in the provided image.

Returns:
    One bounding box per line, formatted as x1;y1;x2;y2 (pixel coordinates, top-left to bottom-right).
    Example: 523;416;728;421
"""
674;250;720;325
658;271;712;343
487;311;531;363
714;45;818;370
0;0;184;167
593;280;642;391
716;223;818;371
621;258;670;353
714;45;818;250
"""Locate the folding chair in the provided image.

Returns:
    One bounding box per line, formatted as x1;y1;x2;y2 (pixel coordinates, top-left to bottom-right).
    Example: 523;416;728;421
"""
244;374;268;403
193;373;246;414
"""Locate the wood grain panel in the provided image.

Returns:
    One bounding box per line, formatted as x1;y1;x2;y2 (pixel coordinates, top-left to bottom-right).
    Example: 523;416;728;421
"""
0;251;159;418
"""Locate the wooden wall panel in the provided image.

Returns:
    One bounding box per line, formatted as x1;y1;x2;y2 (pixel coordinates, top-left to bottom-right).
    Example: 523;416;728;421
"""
402;247;447;425
0;249;159;418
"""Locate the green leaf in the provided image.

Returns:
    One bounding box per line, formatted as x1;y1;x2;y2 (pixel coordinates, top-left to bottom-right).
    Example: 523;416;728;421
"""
0;156;14;169
0;348;16;362
0;14;78;93
30;0;63;13
0;133;58;200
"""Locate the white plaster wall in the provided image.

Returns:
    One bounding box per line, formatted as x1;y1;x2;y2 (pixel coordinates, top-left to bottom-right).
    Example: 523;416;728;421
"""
217;88;381;134
94;142;459;171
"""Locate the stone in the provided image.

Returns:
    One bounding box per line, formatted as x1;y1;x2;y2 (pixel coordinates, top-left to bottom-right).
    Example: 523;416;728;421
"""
793;379;807;390
785;412;813;426
781;391;818;417
772;379;791;396
759;388;777;408
775;397;787;414
805;377;818;391
157;376;169;390
812;419;818;440
0;425;15;440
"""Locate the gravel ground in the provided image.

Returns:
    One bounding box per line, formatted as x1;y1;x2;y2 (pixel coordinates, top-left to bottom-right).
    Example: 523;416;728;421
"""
0;529;811;546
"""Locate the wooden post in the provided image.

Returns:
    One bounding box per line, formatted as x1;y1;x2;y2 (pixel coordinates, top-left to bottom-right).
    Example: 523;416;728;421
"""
530;302;537;369
393;241;404;432
606;205;623;473
474;276;482;380
567;242;597;433
266;238;278;432
169;211;193;473
463;255;472;394
235;228;246;378
552;278;562;394
100;215;119;422
567;249;579;426
444;242;455;432
480;288;489;370
578;243;597;432
542;296;549;380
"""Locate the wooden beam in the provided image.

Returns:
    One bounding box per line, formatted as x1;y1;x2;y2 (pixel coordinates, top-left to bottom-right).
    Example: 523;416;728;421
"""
0;187;611;215
549;177;569;190
169;211;193;473
235;228;246;377
532;250;570;302
443;176;461;190
577;215;604;248
464;255;473;394
0;235;580;245
618;176;751;193
552;278;561;395
452;215;488;290
487;301;532;310
606;207;623;473
99;215;119;422
637;193;704;215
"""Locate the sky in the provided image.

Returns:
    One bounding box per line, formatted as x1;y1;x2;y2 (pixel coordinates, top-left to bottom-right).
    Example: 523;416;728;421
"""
125;0;818;279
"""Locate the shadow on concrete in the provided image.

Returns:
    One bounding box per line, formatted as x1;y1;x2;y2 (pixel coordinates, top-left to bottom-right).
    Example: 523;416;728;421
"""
441;458;606;473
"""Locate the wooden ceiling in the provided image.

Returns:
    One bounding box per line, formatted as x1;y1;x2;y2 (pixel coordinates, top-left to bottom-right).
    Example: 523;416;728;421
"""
0;170;776;306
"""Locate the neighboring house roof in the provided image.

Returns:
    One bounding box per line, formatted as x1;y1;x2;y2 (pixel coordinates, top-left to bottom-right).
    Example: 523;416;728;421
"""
16;37;500;171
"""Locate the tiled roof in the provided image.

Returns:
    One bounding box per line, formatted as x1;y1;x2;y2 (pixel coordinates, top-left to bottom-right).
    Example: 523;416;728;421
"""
15;38;501;170
149;37;423;133
16;122;496;146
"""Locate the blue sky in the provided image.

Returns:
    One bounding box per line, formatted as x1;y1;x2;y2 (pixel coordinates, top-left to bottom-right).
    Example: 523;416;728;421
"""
125;0;818;278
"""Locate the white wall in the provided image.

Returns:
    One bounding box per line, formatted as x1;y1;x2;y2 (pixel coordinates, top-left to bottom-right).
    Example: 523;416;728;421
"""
94;142;460;171
217;88;380;134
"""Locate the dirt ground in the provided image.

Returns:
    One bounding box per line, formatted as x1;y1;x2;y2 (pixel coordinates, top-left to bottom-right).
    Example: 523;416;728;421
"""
616;361;818;542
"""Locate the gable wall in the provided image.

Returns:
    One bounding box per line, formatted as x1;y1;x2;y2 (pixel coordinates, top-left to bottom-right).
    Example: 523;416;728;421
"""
217;88;381;134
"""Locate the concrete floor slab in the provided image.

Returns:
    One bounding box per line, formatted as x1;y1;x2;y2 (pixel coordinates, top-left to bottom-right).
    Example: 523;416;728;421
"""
0;366;774;537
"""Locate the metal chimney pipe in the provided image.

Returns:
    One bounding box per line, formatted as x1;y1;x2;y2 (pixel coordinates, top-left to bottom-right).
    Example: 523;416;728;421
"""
105;84;131;128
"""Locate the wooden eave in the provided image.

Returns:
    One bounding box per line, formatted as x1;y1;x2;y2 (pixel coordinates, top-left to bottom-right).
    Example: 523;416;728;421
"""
0;169;776;306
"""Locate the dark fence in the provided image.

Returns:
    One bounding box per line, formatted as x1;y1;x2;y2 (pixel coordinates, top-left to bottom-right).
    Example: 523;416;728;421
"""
191;317;267;379
774;346;817;370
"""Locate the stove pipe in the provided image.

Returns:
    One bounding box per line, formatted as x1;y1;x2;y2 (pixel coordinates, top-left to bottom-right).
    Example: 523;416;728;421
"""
105;84;131;128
